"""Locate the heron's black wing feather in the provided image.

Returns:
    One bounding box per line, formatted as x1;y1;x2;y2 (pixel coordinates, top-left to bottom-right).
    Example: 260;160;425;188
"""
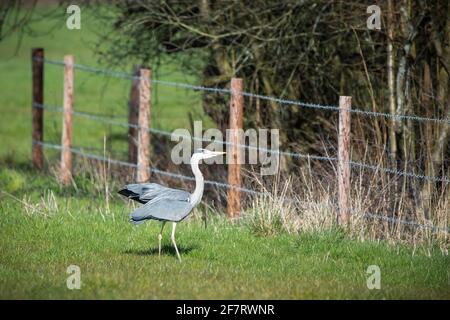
118;188;144;204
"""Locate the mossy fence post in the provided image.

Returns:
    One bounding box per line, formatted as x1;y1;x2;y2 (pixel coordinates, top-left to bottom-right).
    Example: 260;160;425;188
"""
338;96;352;225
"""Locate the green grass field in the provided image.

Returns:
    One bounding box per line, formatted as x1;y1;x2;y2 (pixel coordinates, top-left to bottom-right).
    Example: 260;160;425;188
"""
0;168;449;299
0;6;211;164
0;5;449;300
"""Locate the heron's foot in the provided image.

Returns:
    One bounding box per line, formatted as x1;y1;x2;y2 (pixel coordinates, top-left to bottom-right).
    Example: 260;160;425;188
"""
158;222;166;258
170;237;182;262
171;222;182;262
158;234;163;257
175;250;182;262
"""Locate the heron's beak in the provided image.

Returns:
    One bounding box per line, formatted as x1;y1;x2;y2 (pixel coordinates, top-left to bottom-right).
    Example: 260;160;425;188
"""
211;151;226;157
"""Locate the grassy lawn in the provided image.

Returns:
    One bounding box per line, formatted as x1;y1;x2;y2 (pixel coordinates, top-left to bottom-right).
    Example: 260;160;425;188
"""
0;167;449;299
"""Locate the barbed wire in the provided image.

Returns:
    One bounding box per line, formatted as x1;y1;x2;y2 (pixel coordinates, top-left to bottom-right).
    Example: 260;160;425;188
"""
33;103;337;162
33;140;262;195
39;57;138;80
36;103;128;119
153;79;232;95
33;103;450;183
361;211;450;233
37;58;450;125
32;140;450;233
347;160;450;183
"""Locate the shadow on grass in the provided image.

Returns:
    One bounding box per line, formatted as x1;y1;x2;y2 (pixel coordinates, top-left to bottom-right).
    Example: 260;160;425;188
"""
123;244;197;258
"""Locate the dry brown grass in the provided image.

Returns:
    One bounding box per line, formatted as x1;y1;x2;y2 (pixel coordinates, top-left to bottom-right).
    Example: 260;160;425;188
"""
241;159;449;253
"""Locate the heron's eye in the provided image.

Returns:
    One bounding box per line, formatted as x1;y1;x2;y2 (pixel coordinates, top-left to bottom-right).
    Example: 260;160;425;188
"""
194;148;205;154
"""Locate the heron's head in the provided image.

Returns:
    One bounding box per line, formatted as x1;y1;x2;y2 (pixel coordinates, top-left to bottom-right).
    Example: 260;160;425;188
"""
193;148;226;160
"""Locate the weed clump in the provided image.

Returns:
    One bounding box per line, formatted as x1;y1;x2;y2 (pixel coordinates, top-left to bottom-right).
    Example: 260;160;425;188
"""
0;168;25;193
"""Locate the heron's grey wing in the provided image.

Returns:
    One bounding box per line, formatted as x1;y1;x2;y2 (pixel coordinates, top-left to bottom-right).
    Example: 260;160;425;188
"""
130;197;193;223
119;183;189;203
139;185;190;202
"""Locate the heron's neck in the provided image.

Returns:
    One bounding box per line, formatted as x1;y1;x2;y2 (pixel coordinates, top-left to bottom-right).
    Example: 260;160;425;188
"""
190;158;204;206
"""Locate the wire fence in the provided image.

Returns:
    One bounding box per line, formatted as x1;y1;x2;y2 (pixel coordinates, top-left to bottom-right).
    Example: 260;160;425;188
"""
39;57;450;125
32;57;450;234
33;140;264;195
34;140;450;234
33;102;450;184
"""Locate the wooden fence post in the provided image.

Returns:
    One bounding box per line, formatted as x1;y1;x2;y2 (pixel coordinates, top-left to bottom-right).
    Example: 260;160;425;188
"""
60;55;74;185
32;48;44;170
136;68;151;183
128;65;140;164
338;96;352;225
227;78;244;219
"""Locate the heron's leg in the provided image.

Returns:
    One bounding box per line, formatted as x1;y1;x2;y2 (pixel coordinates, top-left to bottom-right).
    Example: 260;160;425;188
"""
171;222;182;262
158;221;166;257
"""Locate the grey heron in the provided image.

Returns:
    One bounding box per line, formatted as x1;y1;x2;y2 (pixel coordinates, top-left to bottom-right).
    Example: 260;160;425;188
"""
118;149;225;261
